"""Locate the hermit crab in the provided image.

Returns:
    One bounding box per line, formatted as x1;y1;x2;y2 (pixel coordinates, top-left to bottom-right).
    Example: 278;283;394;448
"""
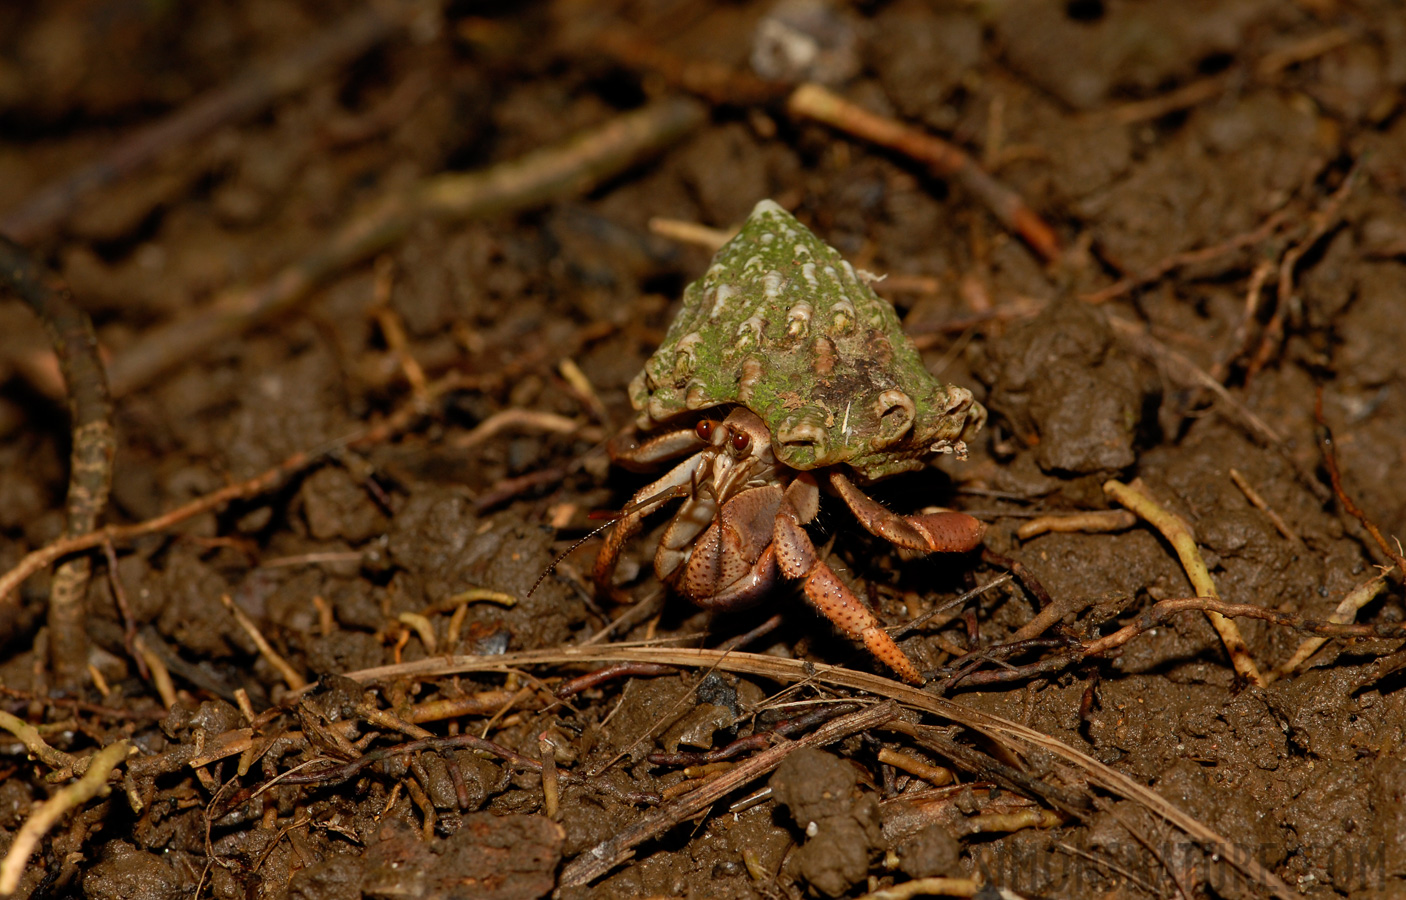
594;201;986;684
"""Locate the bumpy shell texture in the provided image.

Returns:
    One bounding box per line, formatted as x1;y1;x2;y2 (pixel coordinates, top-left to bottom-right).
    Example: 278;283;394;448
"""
630;200;986;481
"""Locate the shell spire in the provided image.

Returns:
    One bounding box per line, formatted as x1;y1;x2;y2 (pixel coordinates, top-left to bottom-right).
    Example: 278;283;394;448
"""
629;200;985;479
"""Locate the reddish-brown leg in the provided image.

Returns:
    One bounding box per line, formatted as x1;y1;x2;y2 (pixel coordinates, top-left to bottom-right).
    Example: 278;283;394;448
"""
829;471;985;554
593;453;705;600
677;485;784;610
773;477;924;685
606;426;706;472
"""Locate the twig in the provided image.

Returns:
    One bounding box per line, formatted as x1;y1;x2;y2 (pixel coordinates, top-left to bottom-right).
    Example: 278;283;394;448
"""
595;30;789;107
876;748;952;787
1103;75;1230;126
1081;595;1406;656
452;408;597;450
885;720;1093;816
1255;27;1356;78
1107;315;1282;445
1315;390;1406;576
1104;480;1263;686
0;741;129;894
889;575;1012;640
559;700;899;887
558;358;612;429
1269;574;1390;681
103;97;706;396
1080;208;1291;305
221;595;307;691
981;549;1054;612
1210;258;1275;385
1099;27;1354;127
0;237;115;687
961;808;1066;835
0;710;80;772
555;663;676;700
369;258;430;401
648;217;732;251
1247;165;1359;382
101;541;144;678
856;877;983;900
1055;840;1161;895
0;686;162;721
472;465;572;513
1228;469;1301;544
132;634;178;710
787;84;1061;264
1017;510;1137;540
646;703;859;767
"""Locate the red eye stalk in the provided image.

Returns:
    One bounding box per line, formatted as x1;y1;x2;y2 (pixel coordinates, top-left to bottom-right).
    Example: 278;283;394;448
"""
696;420;715;441
731;431;751;454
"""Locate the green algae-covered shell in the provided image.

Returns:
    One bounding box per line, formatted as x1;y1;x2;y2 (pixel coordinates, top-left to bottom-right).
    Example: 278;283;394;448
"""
629;200;985;481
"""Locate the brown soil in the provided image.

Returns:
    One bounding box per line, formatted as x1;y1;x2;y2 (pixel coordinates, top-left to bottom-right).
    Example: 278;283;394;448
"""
1;1;1404;898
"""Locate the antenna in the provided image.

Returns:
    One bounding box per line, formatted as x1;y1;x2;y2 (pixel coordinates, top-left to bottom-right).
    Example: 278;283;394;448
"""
525;484;689;598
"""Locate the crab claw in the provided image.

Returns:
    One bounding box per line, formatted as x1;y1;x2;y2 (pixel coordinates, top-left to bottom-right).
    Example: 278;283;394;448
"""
829;471;984;554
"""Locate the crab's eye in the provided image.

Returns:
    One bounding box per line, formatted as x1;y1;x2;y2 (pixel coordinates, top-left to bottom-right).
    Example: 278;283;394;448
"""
730;431;752;454
696;420;715;442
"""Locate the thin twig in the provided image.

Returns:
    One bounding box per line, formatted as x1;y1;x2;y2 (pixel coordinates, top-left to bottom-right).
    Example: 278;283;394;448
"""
1315;387;1406;576
221;595;307;691
1228;468;1301;544
646;703;859;767
1269;573;1390;682
648;217;732;251
1104;479;1263;685
1080;209;1291;305
560;701;899;887
1107;315;1282;445
1247;165;1359;381
0;741;129;893
0;237;115;686
856;877;983;900
452;408;597;450
1017;510;1137;540
1081;595;1406;656
787;84;1061;264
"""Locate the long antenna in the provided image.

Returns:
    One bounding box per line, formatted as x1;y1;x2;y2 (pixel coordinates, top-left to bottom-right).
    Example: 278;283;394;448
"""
525;484;689;598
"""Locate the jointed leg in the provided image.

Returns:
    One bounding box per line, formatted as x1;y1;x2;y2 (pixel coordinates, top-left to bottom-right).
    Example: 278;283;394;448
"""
606;426;706;472
829;471;984;554
773;477;924;684
594;453;705;600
